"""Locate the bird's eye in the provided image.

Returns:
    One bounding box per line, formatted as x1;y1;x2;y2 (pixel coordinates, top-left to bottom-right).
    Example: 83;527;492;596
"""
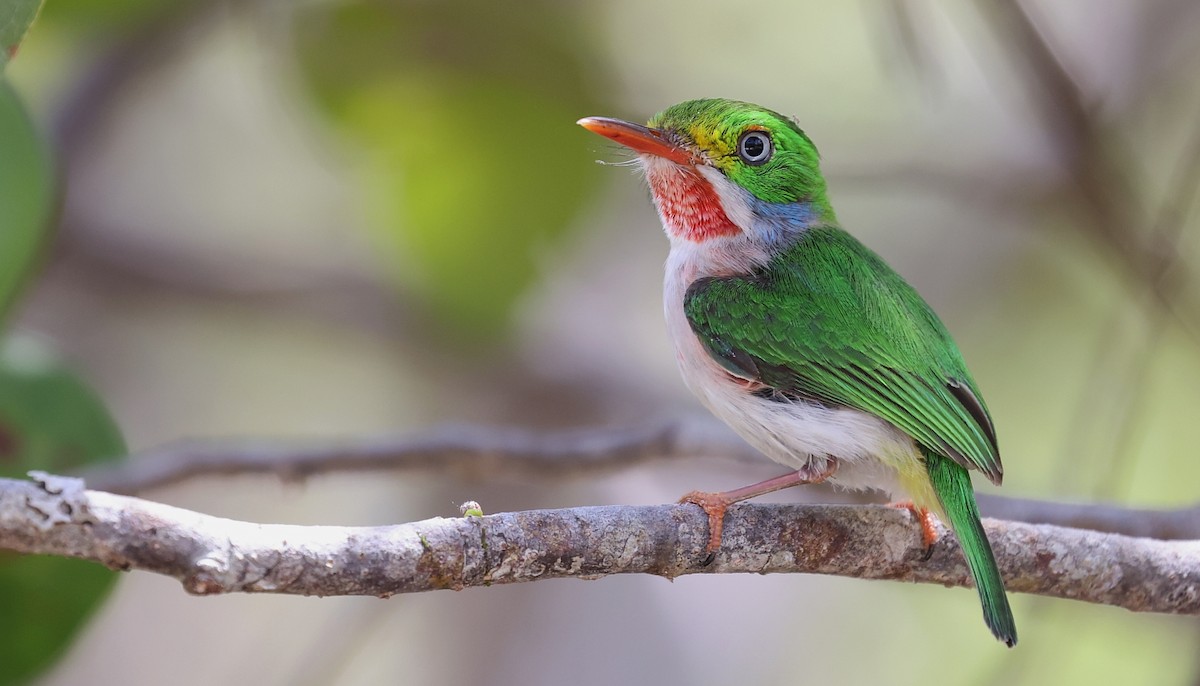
737;130;772;166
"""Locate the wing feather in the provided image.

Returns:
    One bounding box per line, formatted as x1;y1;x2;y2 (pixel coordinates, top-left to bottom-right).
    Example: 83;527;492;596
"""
685;227;1002;483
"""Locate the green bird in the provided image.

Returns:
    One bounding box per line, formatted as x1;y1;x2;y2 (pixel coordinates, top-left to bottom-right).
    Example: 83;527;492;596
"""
579;99;1016;646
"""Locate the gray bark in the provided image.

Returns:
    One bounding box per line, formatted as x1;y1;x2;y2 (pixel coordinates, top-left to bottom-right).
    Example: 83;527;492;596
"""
4;473;1199;615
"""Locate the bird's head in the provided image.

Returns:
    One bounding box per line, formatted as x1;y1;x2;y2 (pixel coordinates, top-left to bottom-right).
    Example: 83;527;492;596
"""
579;99;835;249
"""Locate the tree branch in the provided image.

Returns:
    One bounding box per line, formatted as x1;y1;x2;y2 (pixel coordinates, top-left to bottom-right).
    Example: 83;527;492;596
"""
80;419;755;495
2;473;1199;615
82;420;1200;541
974;495;1200;542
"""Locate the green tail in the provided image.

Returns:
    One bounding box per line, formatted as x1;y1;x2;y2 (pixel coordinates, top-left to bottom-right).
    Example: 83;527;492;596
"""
925;450;1017;647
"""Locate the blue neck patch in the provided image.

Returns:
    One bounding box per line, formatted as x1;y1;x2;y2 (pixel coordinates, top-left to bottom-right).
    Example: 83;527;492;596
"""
743;190;820;248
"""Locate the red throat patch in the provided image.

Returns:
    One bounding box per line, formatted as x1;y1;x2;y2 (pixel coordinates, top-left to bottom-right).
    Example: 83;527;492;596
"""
647;166;741;243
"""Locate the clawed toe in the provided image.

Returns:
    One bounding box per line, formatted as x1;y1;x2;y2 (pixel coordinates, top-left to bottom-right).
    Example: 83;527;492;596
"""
679;490;730;555
889;501;940;558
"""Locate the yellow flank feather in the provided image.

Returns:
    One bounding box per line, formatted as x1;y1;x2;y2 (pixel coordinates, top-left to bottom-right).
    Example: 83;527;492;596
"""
890;442;946;518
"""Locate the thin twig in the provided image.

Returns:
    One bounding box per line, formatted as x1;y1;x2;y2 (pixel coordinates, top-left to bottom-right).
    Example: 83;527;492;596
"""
975;494;1200;541
79;419;756;494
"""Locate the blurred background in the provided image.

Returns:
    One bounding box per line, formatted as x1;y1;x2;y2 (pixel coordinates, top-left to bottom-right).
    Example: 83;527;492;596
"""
2;0;1200;683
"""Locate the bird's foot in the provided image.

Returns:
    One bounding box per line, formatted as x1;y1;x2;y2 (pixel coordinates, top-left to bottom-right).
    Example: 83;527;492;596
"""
889;501;939;559
678;490;731;556
678;463;840;560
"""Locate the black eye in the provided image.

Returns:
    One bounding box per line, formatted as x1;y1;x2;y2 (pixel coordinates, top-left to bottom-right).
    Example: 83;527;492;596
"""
737;130;772;166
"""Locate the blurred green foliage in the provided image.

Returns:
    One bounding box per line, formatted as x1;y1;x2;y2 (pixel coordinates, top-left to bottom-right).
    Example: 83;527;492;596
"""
0;0;43;70
0;554;118;686
0;337;127;686
0;79;50;320
295;0;607;335
2;5;129;683
0;338;126;474
37;0;176;33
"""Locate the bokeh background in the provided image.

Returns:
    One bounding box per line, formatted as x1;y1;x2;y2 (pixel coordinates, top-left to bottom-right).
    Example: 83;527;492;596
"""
3;0;1200;684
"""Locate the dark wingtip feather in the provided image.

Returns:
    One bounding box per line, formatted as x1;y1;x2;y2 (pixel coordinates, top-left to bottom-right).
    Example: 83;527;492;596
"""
946;379;1004;485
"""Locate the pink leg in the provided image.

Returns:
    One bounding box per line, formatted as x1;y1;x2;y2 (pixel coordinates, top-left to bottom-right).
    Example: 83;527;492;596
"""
680;461;838;553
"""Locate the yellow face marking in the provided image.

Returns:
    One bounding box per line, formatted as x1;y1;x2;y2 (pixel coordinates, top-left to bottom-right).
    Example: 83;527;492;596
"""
685;123;774;175
685;122;736;172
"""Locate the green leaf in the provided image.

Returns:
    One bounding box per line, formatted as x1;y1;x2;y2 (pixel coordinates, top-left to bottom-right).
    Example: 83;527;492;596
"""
0;0;44;71
0;336;126;686
0;338;126;475
37;0;187;36
0;79;53;322
295;0;608;335
0;554;117;686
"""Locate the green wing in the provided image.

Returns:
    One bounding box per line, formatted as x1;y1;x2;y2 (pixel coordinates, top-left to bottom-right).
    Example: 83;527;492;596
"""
684;226;1002;483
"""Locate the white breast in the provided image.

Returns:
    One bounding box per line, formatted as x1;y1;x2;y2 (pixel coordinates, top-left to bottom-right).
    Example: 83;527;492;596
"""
663;243;918;496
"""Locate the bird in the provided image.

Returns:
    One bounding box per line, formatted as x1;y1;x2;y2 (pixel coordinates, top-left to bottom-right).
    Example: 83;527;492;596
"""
578;98;1016;647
